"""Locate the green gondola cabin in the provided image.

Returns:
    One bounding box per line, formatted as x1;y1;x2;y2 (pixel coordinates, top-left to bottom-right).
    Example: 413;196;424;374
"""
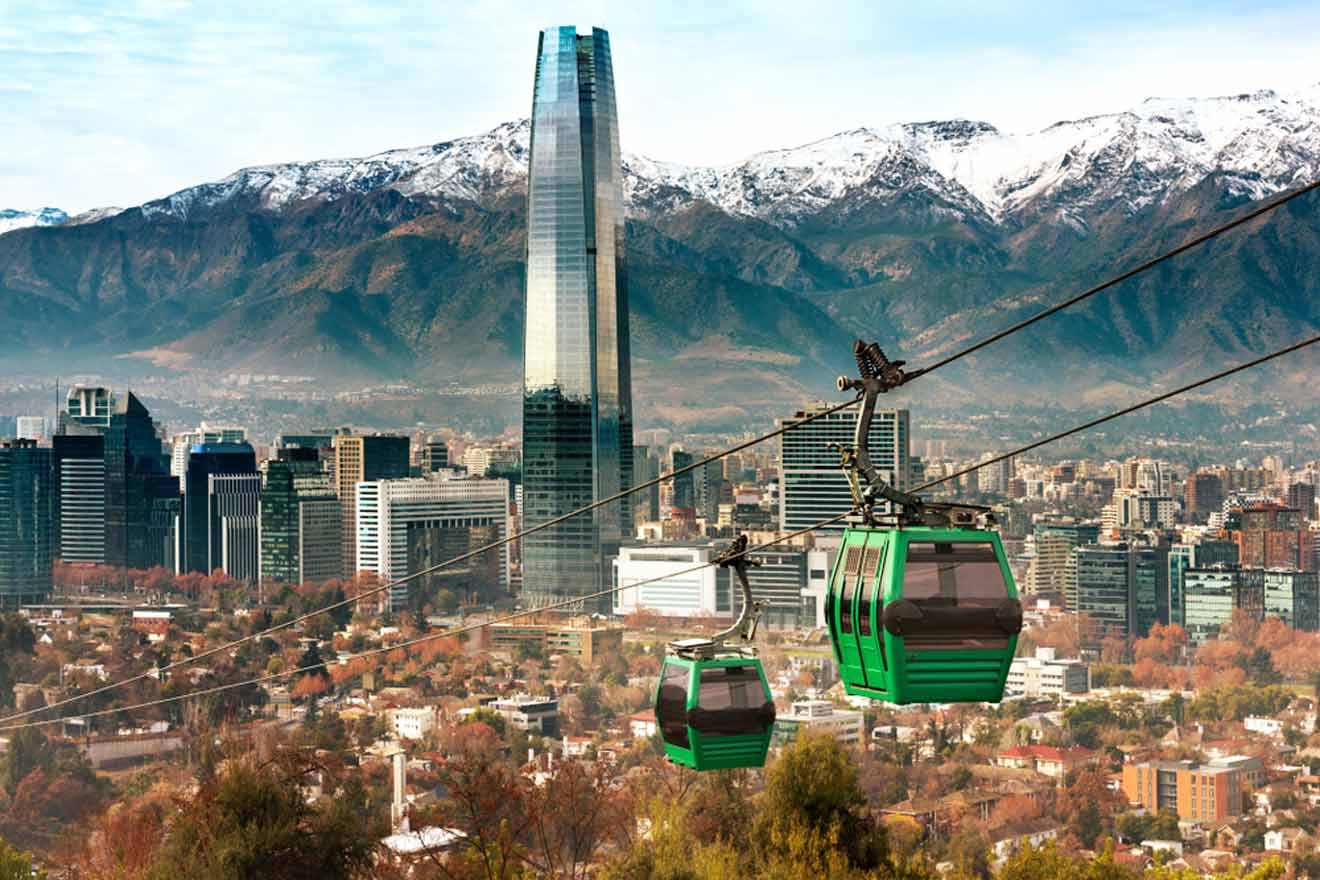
654;652;776;770
826;525;1022;704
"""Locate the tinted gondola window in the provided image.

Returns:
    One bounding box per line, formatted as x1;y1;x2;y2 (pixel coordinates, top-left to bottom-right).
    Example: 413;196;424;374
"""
903;543;1007;608
657;663;691;748
692;665;774;737
840;546;862;633
859;546;882;637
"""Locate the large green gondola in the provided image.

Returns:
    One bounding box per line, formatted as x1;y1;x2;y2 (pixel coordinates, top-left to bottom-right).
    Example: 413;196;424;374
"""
823;339;1023;705
826;525;1021;704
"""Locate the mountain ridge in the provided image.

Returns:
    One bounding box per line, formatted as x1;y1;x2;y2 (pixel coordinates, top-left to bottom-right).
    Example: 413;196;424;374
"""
1;85;1318;419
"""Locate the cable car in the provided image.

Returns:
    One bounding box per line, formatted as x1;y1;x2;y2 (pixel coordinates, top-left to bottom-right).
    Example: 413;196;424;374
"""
825;341;1023;705
655;537;777;770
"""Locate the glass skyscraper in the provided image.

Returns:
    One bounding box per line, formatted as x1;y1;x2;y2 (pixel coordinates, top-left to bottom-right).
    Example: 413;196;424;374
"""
522;26;633;609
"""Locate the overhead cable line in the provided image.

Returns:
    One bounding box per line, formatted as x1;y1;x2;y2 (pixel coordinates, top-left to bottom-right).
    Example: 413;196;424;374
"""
11;330;1320;733
0;397;860;727
7;177;1315;726
0;515;849;732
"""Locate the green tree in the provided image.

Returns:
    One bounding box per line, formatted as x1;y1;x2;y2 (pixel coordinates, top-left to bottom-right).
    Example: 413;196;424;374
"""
0;837;46;880
997;839;1080;880
1;728;52;797
755;731;889;872
146;756;378;880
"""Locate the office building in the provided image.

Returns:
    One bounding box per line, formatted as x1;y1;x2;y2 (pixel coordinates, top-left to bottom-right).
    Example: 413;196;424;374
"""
1184;472;1225;522
1288;483;1317;522
1228;504;1313;571
693;458;725;523
60;386;113;432
182;443;258;577
631;445;660;524
778;403;909;532
1006;647;1091;698
487;620;623;664
421;436;449;473
1263;569;1319;630
1073;543;1169;644
491;695;559;737
1103;490;1177;530
1122;760;1243;823
260;458;342;585
0;440;53;607
276;433;334;453
1028;520;1100;597
333;434;410;577
1167;540;1239;627
170;423;247;478
15;416;46;443
208;473;261;582
773;700;865;748
521;26;633;610
51;433;105;564
103;392;177;570
670;450;696;515
613;544;731;617
737;545;827;630
462;444;519;477
355;477;510;610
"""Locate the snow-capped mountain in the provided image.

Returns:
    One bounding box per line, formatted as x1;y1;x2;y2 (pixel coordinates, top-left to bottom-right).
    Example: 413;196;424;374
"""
0;207;69;234
109;84;1320;231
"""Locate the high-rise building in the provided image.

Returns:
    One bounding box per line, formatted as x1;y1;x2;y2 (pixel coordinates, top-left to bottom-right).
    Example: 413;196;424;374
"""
355;477;511;611
521;26;633;609
1073;543;1169;644
171;423;247;478
182;443;258;577
51;433;106;564
1228;504;1312;571
332;434;410;577
1179;566;1314;645
1185;472;1225;522
103;392;178;570
421;436;450;473
0;440;53;607
260;457;342;585
1028;520;1100;597
15;416;47;443
462;444;520;477
60;386;113;432
778;404;909;533
631;445;660;524
208;473;261;582
1289;483;1317;522
671;450;696;515
1167;540;1239;626
693;458;725;524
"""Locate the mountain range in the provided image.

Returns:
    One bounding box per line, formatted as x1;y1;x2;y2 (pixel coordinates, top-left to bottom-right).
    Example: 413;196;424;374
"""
2;85;1319;424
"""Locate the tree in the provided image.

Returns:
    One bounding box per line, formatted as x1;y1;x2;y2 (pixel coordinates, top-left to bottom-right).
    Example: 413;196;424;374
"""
755;731;889;873
0;837;46;880
1;728;52;797
146;754;379;879
997;838;1080;880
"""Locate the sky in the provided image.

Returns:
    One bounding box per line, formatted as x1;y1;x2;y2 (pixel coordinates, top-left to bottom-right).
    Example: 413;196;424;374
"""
4;0;1320;213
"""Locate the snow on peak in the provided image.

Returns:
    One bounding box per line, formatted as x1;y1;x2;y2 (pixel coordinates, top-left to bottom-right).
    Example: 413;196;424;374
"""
117;84;1320;228
0;207;69;234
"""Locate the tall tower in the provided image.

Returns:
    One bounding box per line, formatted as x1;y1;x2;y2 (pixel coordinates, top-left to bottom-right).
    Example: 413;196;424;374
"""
522;26;633;609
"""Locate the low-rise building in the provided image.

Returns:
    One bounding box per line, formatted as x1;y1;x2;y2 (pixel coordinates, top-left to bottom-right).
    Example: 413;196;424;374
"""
1121;760;1244;823
491;695;559;737
1005;647;1090;697
388;707;438;741
773;700;864;748
993;744;1094;779
487;621;623;664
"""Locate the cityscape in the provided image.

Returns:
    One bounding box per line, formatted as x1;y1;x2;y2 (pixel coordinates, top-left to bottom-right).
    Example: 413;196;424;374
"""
3;7;1320;880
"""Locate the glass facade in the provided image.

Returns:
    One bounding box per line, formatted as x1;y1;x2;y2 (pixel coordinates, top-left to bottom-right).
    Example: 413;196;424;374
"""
778;405;909;533
0;441;53;607
522;26;633;610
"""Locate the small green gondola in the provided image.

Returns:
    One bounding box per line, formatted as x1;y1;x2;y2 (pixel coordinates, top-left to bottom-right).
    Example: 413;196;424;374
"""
824;341;1024;705
654;536;777;771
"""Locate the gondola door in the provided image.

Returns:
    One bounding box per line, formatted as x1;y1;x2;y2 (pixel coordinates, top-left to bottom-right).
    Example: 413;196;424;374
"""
854;537;887;693
831;539;866;688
